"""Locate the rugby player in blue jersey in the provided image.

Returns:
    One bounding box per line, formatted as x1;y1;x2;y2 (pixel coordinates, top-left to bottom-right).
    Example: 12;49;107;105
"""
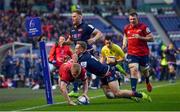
67;10;103;52
74;41;152;102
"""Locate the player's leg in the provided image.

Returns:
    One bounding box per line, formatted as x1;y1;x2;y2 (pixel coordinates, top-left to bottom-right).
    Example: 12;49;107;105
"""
68;81;79;98
101;77;133;100
129;63;139;92
100;77;115;99
140;56;152;92
105;68;140;99
108;80;133;98
101;73;152;102
168;63;176;83
108;80;152;102
102;85;115;99
127;55;139;92
115;63;128;76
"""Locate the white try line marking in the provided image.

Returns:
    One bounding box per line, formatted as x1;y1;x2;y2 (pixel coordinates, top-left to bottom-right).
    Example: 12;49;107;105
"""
13;82;179;111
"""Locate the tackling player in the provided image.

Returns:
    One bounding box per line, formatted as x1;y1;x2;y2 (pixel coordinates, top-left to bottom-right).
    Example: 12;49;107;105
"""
75;41;152;102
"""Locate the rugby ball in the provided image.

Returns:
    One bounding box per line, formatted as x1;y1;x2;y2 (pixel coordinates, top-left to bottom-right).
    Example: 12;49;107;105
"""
77;95;89;105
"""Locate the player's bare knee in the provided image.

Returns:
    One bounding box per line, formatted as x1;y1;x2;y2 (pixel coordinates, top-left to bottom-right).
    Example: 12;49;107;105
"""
105;92;115;99
129;64;139;76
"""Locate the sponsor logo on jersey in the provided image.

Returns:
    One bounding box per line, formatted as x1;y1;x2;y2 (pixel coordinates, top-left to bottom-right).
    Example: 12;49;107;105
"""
81;62;87;68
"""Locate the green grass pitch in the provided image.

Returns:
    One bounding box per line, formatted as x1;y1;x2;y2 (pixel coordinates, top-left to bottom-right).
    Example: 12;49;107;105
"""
0;80;180;111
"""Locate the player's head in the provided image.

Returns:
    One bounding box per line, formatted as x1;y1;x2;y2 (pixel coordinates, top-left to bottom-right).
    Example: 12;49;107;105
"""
168;43;174;50
72;10;83;26
70;63;81;78
128;9;138;25
104;36;113;48
58;36;65;45
75;41;87;55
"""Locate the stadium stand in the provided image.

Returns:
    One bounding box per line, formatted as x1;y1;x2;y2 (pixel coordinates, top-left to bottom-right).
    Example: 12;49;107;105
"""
84;16;114;34
106;14;157;35
0;0;179;91
156;14;180;39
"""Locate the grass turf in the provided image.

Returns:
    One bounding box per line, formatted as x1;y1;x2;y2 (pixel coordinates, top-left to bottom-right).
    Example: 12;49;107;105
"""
0;80;180;111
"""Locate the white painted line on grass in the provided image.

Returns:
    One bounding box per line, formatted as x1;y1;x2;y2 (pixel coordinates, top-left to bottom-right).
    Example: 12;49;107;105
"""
13;82;179;111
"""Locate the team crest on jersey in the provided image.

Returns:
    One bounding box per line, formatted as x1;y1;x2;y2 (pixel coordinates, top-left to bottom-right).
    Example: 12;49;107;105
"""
80;62;87;68
146;27;151;33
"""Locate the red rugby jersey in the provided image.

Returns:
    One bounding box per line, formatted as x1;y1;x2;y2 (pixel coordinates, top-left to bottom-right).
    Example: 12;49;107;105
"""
59;62;87;83
49;44;72;67
124;22;151;56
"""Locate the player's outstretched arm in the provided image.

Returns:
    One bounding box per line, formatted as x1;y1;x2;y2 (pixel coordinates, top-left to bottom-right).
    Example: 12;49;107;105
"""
82;78;89;100
59;81;76;105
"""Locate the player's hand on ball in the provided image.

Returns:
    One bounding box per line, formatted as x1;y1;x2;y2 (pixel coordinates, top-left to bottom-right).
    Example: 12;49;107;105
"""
82;94;89;100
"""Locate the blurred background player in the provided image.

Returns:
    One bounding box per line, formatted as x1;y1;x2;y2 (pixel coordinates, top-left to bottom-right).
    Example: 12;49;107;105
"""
100;36;129;84
165;44;178;83
75;41;152;102
66;9;103;97
49;36;73;89
122;9;154;92
59;62;88;106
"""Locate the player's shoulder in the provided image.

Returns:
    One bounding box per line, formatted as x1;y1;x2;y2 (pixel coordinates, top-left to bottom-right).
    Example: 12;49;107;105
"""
124;24;131;30
82;21;94;28
101;46;108;51
112;43;122;51
81;67;87;74
139;22;148;28
62;62;72;69
63;45;71;49
112;43;119;47
80;51;90;59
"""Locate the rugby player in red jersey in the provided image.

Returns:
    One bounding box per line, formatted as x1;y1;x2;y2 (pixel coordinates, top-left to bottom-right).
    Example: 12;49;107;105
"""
49;36;73;68
122;9;154;92
48;36;73;89
59;62;88;105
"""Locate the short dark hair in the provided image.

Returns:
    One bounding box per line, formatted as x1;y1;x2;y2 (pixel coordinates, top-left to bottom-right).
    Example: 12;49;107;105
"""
105;36;112;41
128;8;138;16
77;41;87;50
72;10;82;15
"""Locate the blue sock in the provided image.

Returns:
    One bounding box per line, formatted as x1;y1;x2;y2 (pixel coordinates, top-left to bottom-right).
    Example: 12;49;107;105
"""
73;82;78;92
131;78;137;92
145;76;149;84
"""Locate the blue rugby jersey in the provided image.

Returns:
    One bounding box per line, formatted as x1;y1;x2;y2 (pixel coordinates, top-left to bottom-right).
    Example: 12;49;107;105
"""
78;51;109;77
70;22;95;49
